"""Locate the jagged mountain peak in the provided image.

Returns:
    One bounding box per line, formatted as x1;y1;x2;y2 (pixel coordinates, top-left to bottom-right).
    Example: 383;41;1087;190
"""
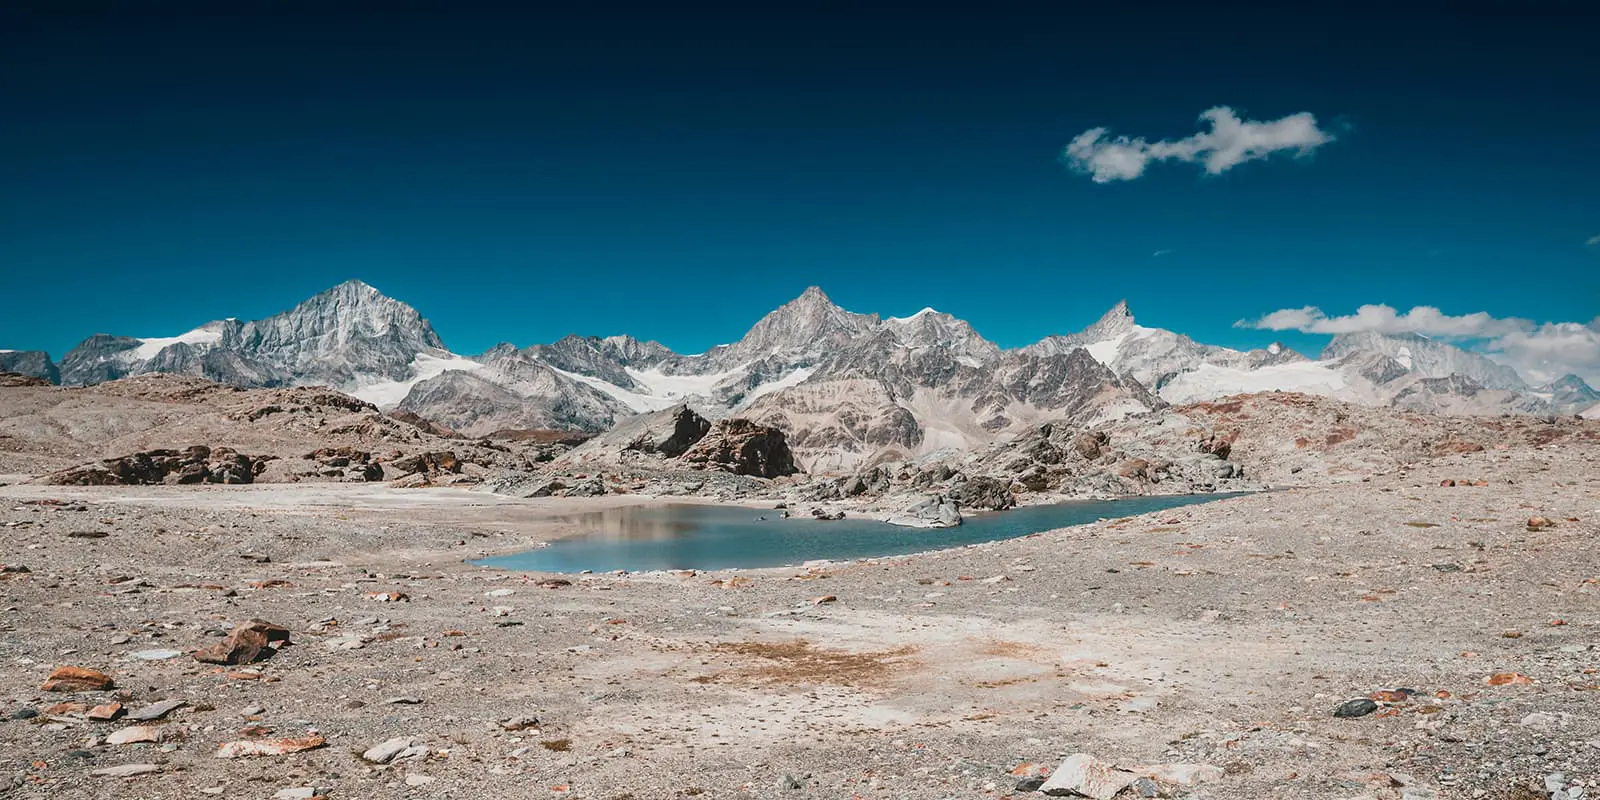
1544;374;1597;393
729;287;873;359
1082;299;1136;339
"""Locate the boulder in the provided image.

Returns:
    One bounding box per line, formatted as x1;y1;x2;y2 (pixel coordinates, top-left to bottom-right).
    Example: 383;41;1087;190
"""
561;476;608;497
389;451;461;476
886;495;962;528
679;418;799;478
625;405;711;458
193;619;291;665
1038;753;1139;799
947;475;1015;511
1073;431;1108;461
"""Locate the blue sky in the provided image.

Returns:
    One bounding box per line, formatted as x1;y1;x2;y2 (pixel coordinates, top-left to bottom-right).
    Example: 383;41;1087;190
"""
1;4;1596;378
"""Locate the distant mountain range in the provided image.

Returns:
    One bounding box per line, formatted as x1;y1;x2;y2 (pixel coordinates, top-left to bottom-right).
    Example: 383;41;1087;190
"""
4;280;1594;470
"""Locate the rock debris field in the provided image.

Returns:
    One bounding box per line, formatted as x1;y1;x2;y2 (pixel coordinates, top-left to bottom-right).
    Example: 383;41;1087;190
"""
0;444;1598;799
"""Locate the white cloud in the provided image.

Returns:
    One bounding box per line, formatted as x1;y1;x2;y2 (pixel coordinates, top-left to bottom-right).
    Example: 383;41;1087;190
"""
1064;106;1335;183
1492;319;1600;386
1239;304;1531;338
1237;304;1600;386
1151;248;1175;257
1586;235;1600;247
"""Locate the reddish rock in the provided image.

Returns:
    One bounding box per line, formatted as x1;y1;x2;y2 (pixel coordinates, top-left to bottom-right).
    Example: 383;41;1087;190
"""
193;619;291;665
214;734;327;759
87;702;125;721
41;666;114;692
1486;672;1534;686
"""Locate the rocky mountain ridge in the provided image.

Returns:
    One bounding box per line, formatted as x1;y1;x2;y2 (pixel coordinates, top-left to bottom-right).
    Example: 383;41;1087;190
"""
16;281;1597;472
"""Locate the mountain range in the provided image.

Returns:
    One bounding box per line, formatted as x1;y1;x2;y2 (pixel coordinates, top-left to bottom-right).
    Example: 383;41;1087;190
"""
4;280;1595;470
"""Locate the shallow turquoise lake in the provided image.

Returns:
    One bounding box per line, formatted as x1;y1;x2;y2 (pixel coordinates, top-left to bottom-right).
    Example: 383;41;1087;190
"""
476;493;1242;573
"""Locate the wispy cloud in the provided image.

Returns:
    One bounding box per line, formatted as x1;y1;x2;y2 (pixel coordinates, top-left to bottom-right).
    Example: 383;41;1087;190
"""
1151;248;1175;258
1237;304;1600;385
1586;235;1600;247
1063;107;1335;183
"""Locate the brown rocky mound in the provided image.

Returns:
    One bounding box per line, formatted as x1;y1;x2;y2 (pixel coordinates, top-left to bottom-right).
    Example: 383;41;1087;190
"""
42;445;267;486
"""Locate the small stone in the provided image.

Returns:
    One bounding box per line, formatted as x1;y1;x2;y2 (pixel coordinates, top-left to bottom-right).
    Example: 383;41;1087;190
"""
241;705;265;717
273;788;329;799
106;725;169;745
1486;672;1534;686
362;736;417;764
405;774;437;787
1521;712;1559;729
484;588;515;597
86;702;124;721
10;707;39;720
91;763;161;778
809;595;837;605
42;666;114;692
1333;698;1379;718
128;649;183;661
780;774;804;790
1138;763;1225;786
385;696;423;705
127;699;186;722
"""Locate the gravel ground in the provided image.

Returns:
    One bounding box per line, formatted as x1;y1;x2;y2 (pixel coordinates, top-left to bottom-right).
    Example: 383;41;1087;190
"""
0;443;1597;799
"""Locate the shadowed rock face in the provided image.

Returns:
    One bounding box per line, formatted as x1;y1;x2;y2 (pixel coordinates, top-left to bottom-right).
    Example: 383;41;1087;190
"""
624;405;711;458
0;351;59;384
680;418;799;478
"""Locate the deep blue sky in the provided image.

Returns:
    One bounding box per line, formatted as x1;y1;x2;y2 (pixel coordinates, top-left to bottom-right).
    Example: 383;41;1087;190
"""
2;2;1596;360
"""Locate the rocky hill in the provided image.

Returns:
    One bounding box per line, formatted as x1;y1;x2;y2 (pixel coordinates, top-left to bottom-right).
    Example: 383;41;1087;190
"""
0;374;526;484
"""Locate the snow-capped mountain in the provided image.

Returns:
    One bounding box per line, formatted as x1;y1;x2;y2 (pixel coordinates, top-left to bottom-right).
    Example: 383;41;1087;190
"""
34;280;1575;471
56;280;458;395
1532;374;1600;416
1322;330;1527;391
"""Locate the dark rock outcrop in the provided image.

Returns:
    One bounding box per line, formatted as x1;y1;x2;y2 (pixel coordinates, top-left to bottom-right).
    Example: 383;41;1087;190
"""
946;475;1016;511
42;446;266;486
388;451;461;476
680;418;799;478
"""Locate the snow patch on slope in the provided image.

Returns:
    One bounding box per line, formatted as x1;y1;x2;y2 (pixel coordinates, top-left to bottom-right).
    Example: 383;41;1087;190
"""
626;367;742;401
1159;360;1349;404
736;367;817;408
129;325;225;360
349;351;484;408
885;308;938;324
1080;325;1161;366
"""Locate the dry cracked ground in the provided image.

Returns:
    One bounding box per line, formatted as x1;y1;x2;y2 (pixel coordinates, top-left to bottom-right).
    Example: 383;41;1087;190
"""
0;444;1598;799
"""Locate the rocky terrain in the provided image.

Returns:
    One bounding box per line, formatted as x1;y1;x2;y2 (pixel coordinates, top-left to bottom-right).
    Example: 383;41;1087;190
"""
0;428;1597;799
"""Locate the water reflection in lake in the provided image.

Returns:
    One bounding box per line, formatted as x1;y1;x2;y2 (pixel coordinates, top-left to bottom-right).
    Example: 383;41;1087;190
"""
478;493;1243;573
